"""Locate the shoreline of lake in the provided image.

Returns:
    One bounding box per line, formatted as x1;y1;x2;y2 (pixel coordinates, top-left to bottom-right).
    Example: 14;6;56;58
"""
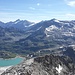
0;66;12;75
0;55;25;60
0;56;25;75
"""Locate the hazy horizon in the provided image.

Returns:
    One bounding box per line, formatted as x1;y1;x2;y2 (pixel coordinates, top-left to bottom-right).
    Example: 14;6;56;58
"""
0;0;75;22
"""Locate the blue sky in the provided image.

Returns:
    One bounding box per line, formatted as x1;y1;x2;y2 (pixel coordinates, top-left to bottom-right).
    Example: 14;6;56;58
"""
0;0;75;22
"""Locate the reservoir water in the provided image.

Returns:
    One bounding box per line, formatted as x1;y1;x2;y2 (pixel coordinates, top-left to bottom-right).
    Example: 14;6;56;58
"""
0;57;23;67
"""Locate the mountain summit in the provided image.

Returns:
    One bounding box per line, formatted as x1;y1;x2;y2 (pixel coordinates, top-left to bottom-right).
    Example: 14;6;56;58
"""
0;19;34;30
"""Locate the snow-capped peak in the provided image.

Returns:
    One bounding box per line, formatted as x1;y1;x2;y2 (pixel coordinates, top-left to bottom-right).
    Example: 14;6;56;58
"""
14;19;20;24
50;18;60;23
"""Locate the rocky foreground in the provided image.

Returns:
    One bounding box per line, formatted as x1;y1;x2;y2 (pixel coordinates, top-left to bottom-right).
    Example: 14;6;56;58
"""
0;66;11;75
1;55;75;75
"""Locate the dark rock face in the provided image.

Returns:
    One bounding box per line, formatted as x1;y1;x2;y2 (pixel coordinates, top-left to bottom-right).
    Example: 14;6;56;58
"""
34;55;75;75
2;55;75;75
63;47;75;62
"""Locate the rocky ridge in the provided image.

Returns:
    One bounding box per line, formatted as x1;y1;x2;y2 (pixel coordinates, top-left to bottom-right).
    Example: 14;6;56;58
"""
1;55;75;75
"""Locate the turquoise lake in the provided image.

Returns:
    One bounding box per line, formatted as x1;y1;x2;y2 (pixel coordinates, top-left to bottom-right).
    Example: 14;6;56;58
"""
0;57;23;67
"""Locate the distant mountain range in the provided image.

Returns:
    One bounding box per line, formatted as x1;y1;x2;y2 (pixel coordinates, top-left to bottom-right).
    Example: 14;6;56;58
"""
0;19;34;30
1;19;75;75
0;19;75;59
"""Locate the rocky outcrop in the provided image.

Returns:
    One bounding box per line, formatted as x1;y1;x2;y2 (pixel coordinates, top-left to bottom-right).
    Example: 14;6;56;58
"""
1;55;75;75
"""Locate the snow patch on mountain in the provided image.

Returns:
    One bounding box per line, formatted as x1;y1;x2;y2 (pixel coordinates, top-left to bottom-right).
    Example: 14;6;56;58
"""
62;32;74;36
54;19;60;23
25;23;35;27
46;25;58;31
36;26;42;31
45;25;58;37
56;64;63;73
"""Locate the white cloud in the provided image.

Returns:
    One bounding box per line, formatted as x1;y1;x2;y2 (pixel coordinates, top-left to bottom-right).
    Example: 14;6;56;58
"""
37;3;40;6
66;13;75;17
0;12;36;22
65;0;75;7
64;13;75;20
29;7;35;10
68;1;75;7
